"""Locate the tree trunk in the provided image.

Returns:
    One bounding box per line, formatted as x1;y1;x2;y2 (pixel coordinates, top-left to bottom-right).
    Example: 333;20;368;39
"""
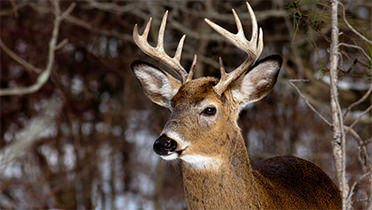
329;1;350;209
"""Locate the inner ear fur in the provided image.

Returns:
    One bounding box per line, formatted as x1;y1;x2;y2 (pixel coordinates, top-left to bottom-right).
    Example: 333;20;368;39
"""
131;61;181;108
229;55;282;106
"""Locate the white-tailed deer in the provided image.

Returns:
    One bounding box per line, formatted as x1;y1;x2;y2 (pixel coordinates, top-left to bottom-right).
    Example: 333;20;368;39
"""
131;3;341;209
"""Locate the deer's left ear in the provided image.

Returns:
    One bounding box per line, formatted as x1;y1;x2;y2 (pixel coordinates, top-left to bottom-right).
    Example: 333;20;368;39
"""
230;55;282;106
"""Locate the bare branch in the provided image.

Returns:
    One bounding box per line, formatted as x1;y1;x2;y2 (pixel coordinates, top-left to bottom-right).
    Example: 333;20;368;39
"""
289;80;332;126
0;97;62;169
85;0;138;14
0;39;42;73
344;85;372;118
9;0;19;17
0;2;75;96
29;3;132;42
169;16;223;41
204;10;288;22
0;1;28;16
338;43;371;61
60;3;76;19
66;15;132;41
347;172;371;204
339;2;372;45
160;0;287;22
54;39;69;51
290;79;370;187
346;105;372;132
52;0;61;16
344;126;370;172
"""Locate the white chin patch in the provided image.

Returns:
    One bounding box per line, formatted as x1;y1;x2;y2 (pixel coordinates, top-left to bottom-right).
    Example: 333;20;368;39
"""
160;153;179;161
180;155;221;170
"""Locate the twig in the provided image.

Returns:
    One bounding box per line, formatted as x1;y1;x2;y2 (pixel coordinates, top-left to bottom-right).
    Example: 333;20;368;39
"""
85;0;138;14
0;39;42;73
169;16;223;41
344;85;372;118
29;3;132;42
84;0;149;20
175;8;288;23
339;2;372;45
363;139;372;146
60;2;76;19
65;15;132;41
54;39;69;51
347;172;371;204
290;79;370;183
346;105;372;132
0;2;75;96
344;126;370;172
338;43;371;61
0;1;28;16
9;0;18;17
289;80;332;126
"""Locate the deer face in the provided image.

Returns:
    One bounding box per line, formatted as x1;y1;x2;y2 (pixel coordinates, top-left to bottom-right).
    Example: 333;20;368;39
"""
160;77;228;161
131;2;282;168
131;56;282;167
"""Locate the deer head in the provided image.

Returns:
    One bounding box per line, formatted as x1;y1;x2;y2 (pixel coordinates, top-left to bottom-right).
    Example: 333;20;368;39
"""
131;2;282;169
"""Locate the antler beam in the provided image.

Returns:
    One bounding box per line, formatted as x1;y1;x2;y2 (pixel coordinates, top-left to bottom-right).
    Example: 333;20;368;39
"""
133;11;196;83
205;2;264;95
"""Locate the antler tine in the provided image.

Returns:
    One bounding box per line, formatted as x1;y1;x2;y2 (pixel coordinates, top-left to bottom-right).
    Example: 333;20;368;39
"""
232;9;244;36
186;54;197;82
246;3;257;45
133;11;189;82
257;28;264;59
174;35;186;61
218;57;228;81
205;2;264;95
157;11;167;50
143;17;152;40
247;2;264;59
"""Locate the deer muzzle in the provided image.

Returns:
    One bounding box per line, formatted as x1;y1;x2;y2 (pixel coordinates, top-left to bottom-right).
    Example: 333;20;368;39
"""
153;134;178;156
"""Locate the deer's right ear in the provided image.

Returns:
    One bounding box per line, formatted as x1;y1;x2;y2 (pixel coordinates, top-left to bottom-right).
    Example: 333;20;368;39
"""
131;61;182;108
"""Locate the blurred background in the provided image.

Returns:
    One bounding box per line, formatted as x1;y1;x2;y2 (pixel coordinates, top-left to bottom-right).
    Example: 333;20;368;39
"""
0;0;371;209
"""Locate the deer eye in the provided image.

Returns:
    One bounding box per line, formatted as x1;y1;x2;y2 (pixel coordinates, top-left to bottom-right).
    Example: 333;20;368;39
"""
201;106;217;116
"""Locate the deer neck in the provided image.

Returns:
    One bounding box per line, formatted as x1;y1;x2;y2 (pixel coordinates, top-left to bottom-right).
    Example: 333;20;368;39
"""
181;127;262;210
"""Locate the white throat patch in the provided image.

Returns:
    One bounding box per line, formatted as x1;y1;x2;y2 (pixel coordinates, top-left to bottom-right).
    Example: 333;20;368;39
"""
180;155;221;170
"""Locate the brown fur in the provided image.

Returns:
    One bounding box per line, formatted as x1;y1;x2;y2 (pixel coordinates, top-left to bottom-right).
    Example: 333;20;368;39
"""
132;62;341;209
171;78;341;210
252;156;341;209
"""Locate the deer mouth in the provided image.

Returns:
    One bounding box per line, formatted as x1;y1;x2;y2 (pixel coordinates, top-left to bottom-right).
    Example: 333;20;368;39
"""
160;146;188;161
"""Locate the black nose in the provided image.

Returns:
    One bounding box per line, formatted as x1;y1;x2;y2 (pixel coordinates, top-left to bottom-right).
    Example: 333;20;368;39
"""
153;134;178;156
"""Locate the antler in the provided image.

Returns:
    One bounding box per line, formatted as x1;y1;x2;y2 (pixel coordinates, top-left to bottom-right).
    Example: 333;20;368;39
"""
205;2;263;95
133;11;196;83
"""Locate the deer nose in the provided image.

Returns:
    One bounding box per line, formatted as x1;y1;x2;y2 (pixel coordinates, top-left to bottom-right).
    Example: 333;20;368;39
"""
153;134;178;156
